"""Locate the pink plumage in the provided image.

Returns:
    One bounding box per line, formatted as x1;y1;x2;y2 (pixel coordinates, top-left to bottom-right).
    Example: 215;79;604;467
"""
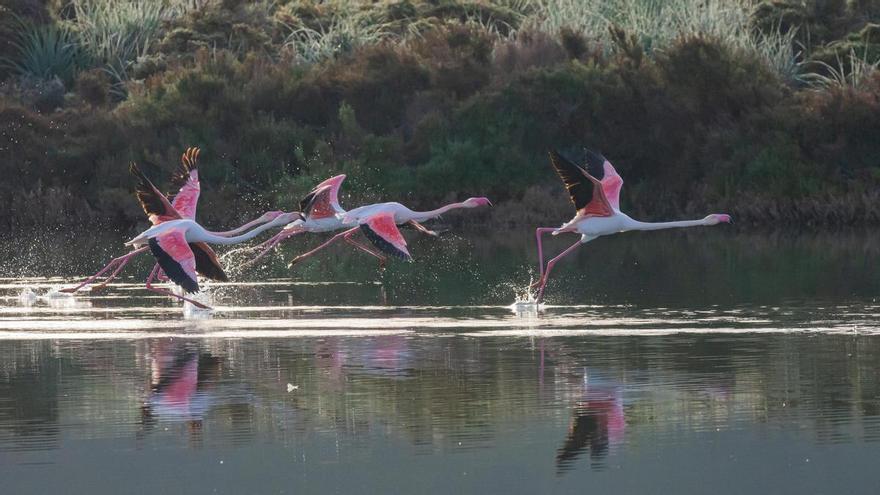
601;160;624;210
171;147;201;219
150;230;199;293
301;174;346;220
360;212;412;261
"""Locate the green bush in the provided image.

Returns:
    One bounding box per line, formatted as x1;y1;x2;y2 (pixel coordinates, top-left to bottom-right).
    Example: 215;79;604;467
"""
0;0;879;227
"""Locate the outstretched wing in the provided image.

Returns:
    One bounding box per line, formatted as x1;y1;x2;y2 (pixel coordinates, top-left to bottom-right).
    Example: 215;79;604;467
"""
555;408;606;473
149;230;199;293
582;148;623;211
170;147;200;219
548;149;613;218
189;242;228;282
299;174;346;220
359;212;412;261
131;163;181;225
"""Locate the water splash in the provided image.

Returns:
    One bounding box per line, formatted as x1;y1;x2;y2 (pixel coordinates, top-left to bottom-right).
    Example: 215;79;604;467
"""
219;245;262;277
509;272;543;315
17;287;37;306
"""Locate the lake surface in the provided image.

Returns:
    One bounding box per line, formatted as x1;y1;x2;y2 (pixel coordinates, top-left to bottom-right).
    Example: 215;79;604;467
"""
1;229;879;494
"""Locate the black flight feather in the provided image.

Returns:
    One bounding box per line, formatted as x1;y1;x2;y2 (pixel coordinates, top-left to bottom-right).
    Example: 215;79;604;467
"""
148;238;199;293
359;224;412;261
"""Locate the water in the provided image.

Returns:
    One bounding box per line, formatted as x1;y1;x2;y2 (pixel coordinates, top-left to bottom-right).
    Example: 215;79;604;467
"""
1;229;879;493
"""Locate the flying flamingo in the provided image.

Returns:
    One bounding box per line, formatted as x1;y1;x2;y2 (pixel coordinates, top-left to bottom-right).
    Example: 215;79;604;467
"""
246;174;491;268
60;148;284;293
123;163;297;309
287;196;492;267
529;148;731;303
245;174;388;268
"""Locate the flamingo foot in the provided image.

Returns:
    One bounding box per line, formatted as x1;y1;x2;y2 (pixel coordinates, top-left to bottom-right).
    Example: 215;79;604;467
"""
58;287;78;294
287;256;303;269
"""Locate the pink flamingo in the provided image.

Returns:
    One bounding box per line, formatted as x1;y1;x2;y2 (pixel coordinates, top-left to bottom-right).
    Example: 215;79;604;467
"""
123;162;298;309
247;174;490;268
61;148;284;293
287;196;492;267
530;148;731;303
245;174;388;268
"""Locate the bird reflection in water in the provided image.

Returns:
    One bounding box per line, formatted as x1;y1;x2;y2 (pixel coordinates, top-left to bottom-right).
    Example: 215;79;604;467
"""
315;335;413;382
555;371;626;474
138;340;222;446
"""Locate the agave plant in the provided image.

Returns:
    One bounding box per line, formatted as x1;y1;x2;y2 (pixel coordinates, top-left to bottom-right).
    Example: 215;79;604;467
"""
0;18;82;85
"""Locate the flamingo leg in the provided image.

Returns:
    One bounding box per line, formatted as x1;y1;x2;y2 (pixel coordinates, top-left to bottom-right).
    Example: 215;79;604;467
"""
531;228;558;284
534;239;583;303
89;256;140;292
288;227;360;268
145;264;211;309
245;229;303;268
343;230;387;268
408;220;439;237
60;247;148;293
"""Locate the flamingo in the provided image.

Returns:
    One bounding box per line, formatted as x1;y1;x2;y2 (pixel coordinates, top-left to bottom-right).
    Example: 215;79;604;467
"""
530;148;731;303
245;174;388;268
287;196;492;267
124;162;298;309
246;174;491;268
60;148;285;293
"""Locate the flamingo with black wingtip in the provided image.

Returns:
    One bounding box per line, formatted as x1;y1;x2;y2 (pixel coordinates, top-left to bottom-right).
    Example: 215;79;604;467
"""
61;148;286;293
124;163;297;309
287;196;492;267
529;148;732;303
244;174;388;268
246;173;491;268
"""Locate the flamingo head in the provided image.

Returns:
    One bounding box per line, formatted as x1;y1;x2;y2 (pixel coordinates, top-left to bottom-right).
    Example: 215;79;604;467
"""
463;197;492;208
704;213;732;225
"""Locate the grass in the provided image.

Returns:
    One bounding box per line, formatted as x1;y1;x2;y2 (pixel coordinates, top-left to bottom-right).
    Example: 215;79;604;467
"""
69;0;168;70
803;47;880;90
282;6;395;64
518;0;801;80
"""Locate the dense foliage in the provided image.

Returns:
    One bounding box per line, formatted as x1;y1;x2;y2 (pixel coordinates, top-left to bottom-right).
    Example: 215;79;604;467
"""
1;0;879;229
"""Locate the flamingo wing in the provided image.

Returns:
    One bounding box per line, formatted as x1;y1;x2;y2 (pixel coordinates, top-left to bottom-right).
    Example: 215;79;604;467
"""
359;212;412;261
189;242;228;282
299;174;346;220
131;162;181;225
170;147;200;219
582;148;623;211
148;230;199;293
548;149;613;218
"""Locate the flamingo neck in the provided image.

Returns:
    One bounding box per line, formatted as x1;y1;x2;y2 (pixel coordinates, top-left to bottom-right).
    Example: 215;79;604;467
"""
628;218;708;231
193;220;283;245
410;202;467;221
213;215;267;237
